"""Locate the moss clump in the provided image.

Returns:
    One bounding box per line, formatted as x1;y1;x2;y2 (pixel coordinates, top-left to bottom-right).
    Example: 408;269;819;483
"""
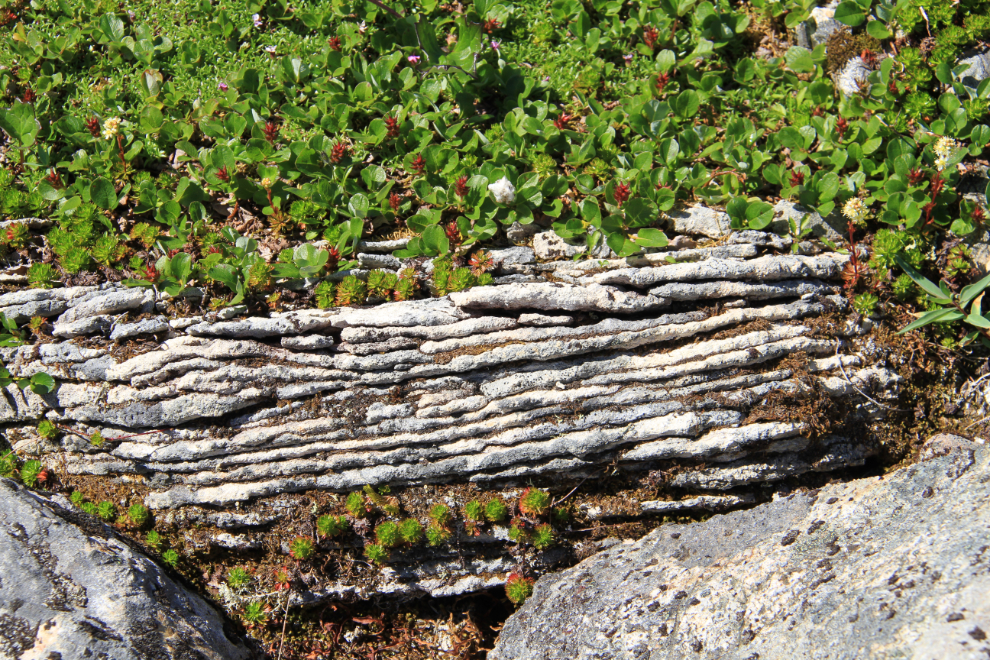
485;499;509;523
227;566;251;589
289;536;315;560
96;501;115;522
19;460;42;487
428;503;453;527
825;30;881;75
316;514;348;538
128;503;150;528
375;521;401;548
519;488;551;517
532;523;556;550
365;543;388;565
345;491;368;518
426;523;452;546
398;518;424;544
505;573;534;606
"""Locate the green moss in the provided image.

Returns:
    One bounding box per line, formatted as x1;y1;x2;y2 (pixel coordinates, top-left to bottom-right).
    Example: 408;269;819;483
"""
161;549;180;567
428;503;453;527
426;523;452;546
37;420;59;439
316;514;348;538
375;521;401;548
464;500;485;522
364;543;388;565
20;460;42;487
345;491;367;517
505;574;534;606
227;566;251;589
532;523;555;549
289;536;315;560
96;501;116;521
519;488;551;517
485;499;509;523
128;503;150;527
398;518;424;544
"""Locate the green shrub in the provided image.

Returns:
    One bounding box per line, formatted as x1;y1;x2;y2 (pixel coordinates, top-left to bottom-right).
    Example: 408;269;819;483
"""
365;543;388;565
20;460;43;487
289;536;315;560
398;518;423;544
128;503;150;527
485;499;509;523
505;574;534;606
96;501;116;522
519;488;551;517
375;521;401;548
316;514;348;538
161;549;180;567
227;566;251;589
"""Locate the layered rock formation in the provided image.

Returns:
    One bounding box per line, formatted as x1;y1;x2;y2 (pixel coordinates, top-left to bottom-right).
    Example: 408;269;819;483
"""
491;435;990;660
0;232;902;601
0;477;261;660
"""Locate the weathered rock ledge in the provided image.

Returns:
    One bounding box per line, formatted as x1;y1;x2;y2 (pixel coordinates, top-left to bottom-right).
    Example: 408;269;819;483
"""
491;435;990;660
0;232;902;602
0;477;261;660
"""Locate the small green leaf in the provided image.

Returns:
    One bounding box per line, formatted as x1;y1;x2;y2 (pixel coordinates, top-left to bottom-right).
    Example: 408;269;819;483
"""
90;178;118;210
29;373;55;394
866;20;891;39
894;255;951;302
833;1;866;26
899;307;964;334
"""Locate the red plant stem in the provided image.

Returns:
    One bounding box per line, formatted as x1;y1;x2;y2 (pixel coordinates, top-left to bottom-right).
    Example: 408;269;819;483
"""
116;134;127;175
266;189;285;224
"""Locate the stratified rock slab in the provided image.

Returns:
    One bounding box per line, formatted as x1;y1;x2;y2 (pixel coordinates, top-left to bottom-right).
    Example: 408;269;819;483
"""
0;232;901;601
490;436;990;660
0;478;261;660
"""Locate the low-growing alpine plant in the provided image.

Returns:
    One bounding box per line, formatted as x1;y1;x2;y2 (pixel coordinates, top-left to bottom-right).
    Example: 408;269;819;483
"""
0;0;988;352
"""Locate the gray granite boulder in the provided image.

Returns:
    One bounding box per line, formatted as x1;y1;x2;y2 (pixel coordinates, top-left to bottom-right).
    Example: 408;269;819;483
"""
0;478;261;660
491;434;990;660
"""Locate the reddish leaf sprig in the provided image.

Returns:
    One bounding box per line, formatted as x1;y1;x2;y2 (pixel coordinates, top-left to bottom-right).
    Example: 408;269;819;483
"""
455;175;469;198
656;72;670;94
553;113;572;130
86;117;101;138
330;141;349;163
643;26;660;50
385;116;400;139
263;120;279;145
614;182;631;207
328;36;341;51
411;154;426;175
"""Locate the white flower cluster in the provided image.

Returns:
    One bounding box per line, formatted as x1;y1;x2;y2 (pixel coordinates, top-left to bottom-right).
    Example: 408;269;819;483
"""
101;117;121;140
933;136;957;171
842;197;869;225
488;177;516;204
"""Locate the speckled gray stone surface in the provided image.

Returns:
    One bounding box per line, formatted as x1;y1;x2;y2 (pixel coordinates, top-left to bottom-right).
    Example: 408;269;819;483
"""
0;478;261;660
491;435;990;660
